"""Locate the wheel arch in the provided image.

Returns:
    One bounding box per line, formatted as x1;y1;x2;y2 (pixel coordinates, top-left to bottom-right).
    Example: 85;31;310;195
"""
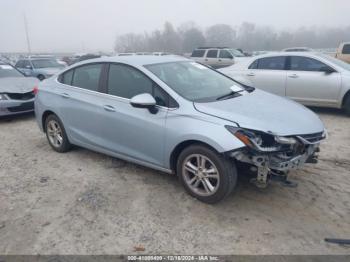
169;140;223;173
42;110;57;132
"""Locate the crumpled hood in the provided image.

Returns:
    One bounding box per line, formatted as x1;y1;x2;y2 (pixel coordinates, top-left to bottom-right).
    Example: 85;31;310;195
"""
36;67;62;75
194;89;325;136
0;77;39;93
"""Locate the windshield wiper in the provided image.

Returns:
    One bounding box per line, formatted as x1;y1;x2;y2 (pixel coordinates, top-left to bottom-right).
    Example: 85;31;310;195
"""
216;90;243;101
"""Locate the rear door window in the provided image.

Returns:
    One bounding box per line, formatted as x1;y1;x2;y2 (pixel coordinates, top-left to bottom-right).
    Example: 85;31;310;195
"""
257;56;286;70
72;64;102;91
342;44;350;54
191;50;205;58
207;49;218;58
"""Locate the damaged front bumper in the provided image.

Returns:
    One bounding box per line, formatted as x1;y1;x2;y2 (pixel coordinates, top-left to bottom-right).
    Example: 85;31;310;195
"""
230;132;325;188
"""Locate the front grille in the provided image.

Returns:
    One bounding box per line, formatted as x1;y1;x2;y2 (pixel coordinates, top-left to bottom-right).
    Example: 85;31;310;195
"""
7;102;34;112
7;91;35;100
299;132;324;143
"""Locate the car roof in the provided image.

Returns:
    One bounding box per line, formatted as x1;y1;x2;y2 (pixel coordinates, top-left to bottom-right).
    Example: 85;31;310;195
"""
251;51;322;59
226;51;327;69
74;55;189;67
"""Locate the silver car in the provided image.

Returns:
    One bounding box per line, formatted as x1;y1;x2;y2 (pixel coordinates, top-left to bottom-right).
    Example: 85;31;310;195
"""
15;58;64;81
35;56;326;203
220;52;350;115
0;62;39;116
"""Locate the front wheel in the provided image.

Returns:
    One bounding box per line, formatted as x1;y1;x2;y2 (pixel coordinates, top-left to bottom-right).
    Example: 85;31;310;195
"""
177;144;237;204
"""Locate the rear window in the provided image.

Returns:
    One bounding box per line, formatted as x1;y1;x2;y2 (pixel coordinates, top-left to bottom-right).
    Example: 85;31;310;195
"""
342;44;350;54
191;50;205;58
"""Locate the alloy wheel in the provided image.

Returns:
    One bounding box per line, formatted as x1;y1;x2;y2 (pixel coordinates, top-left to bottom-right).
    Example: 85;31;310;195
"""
47;120;63;148
182;154;220;196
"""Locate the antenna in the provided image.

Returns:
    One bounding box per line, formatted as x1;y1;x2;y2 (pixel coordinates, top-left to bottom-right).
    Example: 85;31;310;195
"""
23;13;32;54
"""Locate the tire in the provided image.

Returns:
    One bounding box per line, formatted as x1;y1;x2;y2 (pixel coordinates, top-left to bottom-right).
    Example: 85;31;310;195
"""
177;144;237;204
37;74;45;81
45;114;71;153
344;95;350;116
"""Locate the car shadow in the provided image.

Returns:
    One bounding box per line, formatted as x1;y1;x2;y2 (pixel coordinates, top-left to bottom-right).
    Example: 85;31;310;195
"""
307;106;347;116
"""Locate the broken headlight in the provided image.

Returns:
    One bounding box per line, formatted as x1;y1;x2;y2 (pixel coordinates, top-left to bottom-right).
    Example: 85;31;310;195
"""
225;126;297;152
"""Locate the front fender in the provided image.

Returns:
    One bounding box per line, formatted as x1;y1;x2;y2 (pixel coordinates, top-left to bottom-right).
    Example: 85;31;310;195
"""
164;110;245;169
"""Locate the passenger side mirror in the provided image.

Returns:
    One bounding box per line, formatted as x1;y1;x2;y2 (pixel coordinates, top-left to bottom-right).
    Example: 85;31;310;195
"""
320;66;335;74
25;65;32;69
130;93;157;110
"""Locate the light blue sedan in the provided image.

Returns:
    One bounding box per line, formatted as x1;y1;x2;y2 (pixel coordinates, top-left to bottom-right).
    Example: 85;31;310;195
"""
34;55;326;203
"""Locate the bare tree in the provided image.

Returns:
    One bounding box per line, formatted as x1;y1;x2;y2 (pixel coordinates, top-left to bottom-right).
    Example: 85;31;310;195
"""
114;22;350;54
206;24;236;47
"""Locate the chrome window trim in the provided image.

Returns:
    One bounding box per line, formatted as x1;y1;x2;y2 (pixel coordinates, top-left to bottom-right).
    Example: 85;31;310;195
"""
54;77;178;110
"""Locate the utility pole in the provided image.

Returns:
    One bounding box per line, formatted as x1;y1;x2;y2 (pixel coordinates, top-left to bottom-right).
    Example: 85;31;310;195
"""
23;13;32;54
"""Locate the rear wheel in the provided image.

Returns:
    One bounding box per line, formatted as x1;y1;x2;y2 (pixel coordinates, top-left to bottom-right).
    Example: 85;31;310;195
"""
177;144;237;204
45;114;71;153
344;95;350;116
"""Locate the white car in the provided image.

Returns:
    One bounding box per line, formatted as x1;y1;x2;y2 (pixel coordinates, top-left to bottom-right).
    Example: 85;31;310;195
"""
220;52;350;115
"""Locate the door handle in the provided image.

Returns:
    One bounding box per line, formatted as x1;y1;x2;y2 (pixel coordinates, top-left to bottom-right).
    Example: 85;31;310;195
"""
247;72;255;77
103;105;116;112
218;59;222;62
205;59;208;61
61;93;70;98
288;74;299;78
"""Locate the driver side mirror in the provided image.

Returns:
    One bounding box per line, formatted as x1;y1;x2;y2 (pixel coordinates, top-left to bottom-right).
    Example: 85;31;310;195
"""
25;65;33;69
130;93;157;113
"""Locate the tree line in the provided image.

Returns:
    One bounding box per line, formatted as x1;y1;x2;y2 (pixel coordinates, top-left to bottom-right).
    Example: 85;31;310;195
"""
114;21;350;54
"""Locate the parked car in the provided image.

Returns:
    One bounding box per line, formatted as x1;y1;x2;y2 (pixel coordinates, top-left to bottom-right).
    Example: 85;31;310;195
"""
0;62;39;116
190;47;240;69
15;58;65;81
35;55;326;203
282;47;313;52
220;52;350;115
335;42;350;63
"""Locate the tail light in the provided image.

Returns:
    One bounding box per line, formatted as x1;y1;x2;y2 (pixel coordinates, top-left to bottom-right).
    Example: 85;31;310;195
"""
33;86;39;95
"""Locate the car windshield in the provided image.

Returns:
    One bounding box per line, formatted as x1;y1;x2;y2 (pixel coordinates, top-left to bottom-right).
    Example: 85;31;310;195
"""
31;59;62;68
319;54;350;71
146;61;246;102
0;64;24;78
229;49;245;57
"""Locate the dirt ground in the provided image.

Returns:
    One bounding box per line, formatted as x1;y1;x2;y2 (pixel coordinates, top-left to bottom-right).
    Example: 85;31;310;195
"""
0;108;349;255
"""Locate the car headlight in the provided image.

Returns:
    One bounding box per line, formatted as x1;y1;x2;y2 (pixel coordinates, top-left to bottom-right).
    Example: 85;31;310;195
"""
0;94;8;100
225;126;296;152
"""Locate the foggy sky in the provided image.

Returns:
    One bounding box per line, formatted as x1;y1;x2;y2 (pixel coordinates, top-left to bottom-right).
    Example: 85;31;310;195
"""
1;0;349;53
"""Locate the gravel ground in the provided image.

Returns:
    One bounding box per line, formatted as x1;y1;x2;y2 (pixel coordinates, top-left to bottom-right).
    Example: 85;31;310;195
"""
0;108;349;255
